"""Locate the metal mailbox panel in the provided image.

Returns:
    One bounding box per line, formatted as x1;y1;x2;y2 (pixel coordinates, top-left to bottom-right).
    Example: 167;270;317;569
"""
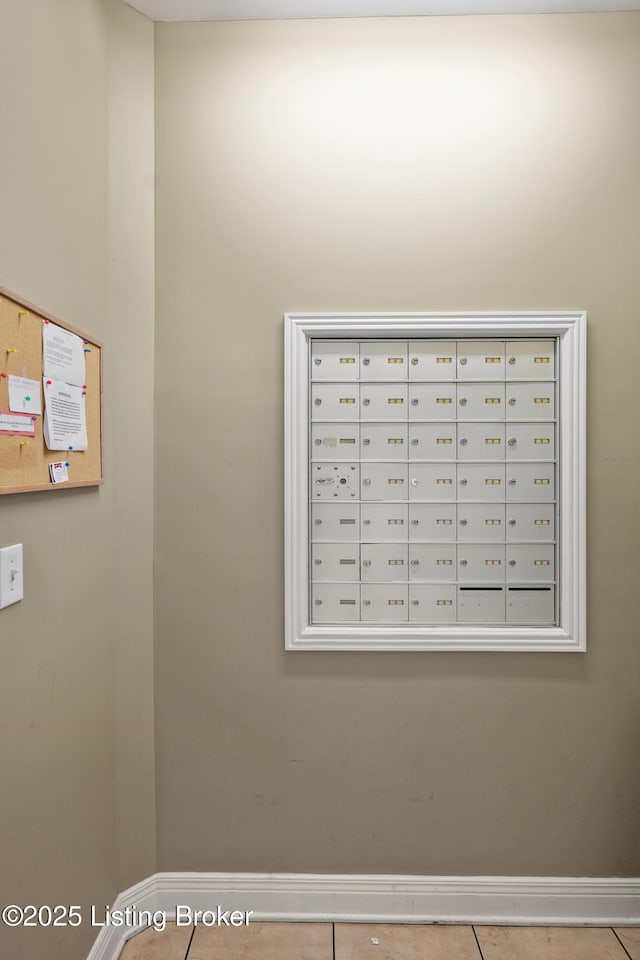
506;543;555;581
457;422;505;460
506;382;555;419
409;423;456;459
312;383;359;420
506;503;555;541
311;341;359;380
409;463;456;501
360;341;407;379
506;463;555;501
457;382;505;419
409;543;456;580
361;543;408;581
506;587;555;623
457;463;505;501
361;383;408;419
361;503;408;541
312;583;361;622
506;340;555;379
312;462;359;500
505;423;555;460
361;423;408;459
457;503;506;541
408;383;457;419
409;584;457;622
312;503;360;540
312;543;360;581
361;583;409;621
409;503;457;540
457;341;506;379
361;463;408;500
458;544;505;581
408;341;457;380
312;423;359;459
457;586;505;622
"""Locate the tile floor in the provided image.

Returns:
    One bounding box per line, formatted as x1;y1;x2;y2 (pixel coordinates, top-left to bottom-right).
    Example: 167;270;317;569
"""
119;921;640;960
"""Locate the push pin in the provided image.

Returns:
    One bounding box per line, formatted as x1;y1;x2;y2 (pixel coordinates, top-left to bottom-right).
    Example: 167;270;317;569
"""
6;348;16;355
18;310;28;318
19;441;29;449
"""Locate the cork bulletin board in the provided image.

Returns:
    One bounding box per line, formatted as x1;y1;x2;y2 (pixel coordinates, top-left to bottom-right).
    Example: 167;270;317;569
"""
0;285;102;495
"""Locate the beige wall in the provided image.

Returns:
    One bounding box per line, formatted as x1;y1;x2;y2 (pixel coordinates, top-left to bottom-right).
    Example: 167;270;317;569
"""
0;2;155;958
155;13;640;877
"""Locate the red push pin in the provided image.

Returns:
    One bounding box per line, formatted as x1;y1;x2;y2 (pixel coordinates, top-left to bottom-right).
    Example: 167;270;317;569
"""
46;380;52;386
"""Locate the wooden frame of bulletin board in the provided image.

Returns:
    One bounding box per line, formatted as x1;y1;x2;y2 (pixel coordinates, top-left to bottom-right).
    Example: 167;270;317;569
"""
0;285;102;495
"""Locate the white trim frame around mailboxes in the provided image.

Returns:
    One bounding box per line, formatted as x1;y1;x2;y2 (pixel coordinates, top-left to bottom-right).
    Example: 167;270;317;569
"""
284;312;586;652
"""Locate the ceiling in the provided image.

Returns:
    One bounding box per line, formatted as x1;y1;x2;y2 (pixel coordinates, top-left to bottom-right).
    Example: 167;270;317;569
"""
124;0;640;21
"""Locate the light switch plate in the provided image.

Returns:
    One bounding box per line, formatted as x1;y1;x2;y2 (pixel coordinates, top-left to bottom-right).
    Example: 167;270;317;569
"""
0;544;24;609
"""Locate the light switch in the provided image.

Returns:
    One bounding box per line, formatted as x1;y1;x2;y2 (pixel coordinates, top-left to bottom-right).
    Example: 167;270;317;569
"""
0;544;24;609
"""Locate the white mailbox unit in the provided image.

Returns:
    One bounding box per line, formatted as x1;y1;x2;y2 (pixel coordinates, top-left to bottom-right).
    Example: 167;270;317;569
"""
285;313;586;652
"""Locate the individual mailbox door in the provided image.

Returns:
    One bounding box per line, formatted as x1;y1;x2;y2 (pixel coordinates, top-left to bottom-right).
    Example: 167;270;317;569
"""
506;544;555;581
361;423;408;459
506;587;555;624
408;384;456;419
506;340;555;379
505;423;555;460
312;543;360;581
312;383;359;420
312;503;360;541
506;504;555;541
409;424;456;460
457;464;505;501
360;341;407;379
409;543;456;580
457;383;505;420
457;341;505;379
361;543;408;581
361;503;408;541
458;586;505;622
312;583;360;622
312;424;359;459
361;463;408;500
409;464;456;500
409;584;456;622
506;463;554;501
458;544;505;581
361;383;408;419
409;504;456;540
312;463;359;500
361;584;409;621
457;423;505;460
457;504;505;540
408;341;456;380
312;341;359;380
506;382;555;419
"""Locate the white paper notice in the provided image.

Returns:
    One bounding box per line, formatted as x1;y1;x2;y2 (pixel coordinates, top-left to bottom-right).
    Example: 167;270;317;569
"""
43;379;88;451
8;375;42;416
49;461;70;484
42;322;85;387
0;410;36;436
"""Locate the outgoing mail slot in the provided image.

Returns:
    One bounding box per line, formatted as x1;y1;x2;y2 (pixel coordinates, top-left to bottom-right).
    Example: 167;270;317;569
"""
311;503;360;541
313;462;359;500
360;383;408;419
506;586;555;624
312;423;359;459
312;543;360;581
408;341;456;380
506;503;555;541
457;464;505;501
409;543;456;580
505;340;555;379
457;586;505;622
458;544;505;581
409;584;457;622
457;504;505;541
361;584;409;621
360;341;407;379
360;423;407;459
312;583;361;622
457;383;505;419
408;383;456;419
311;341;359;380
409;503;457;540
506;423;555;460
506;382;555;419
506;544;555;581
311;383;359;420
457;423;505;460
409;464;456;501
361;463;408;500
408;424;456;460
360;503;408;541
457;341;505;379
361;544;408;581
506;463;555;501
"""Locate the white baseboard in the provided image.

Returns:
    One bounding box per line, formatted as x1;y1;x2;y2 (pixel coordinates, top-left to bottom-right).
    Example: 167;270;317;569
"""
87;872;640;960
